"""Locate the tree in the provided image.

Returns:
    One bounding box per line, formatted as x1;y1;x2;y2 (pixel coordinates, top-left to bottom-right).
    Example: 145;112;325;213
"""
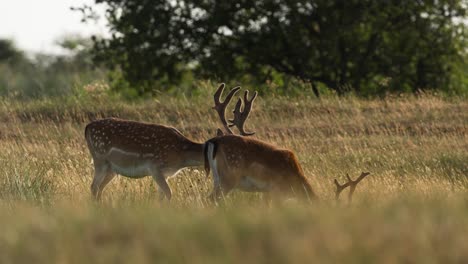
0;36;106;99
0;39;25;64
85;0;467;96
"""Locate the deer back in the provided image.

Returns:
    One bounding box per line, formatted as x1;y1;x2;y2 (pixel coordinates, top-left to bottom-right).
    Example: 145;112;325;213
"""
85;118;199;158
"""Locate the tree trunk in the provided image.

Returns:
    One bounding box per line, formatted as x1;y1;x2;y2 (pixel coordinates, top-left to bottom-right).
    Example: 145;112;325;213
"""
311;82;320;98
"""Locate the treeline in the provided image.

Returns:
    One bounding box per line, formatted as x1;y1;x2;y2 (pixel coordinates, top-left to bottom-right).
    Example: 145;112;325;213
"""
83;0;467;97
0;37;105;99
1;1;466;100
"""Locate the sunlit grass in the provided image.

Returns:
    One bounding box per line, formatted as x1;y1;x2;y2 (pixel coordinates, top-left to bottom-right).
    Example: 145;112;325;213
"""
0;89;466;263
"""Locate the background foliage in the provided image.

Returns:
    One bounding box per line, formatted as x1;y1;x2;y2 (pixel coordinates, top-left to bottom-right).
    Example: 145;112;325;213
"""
0;1;466;99
0;37;106;99
86;0;467;97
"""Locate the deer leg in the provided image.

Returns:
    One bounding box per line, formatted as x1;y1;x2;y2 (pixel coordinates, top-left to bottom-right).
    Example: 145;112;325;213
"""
152;172;172;201
207;151;221;202
208;187;221;202
208;157;229;202
209;185;235;204
208;179;229;203
208;173;222;202
209;171;236;203
91;160;112;200
96;172;115;200
219;180;235;198
263;191;274;205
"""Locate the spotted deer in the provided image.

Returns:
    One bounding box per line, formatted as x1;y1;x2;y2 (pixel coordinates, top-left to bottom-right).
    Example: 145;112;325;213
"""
204;84;370;202
84;84;242;201
85;119;201;200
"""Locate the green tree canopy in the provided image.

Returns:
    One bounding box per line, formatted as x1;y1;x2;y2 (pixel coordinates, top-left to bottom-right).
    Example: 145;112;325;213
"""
0;39;25;64
87;0;467;96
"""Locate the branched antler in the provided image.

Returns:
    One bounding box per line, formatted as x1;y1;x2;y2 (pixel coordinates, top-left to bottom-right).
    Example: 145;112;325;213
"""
334;172;371;203
213;83;241;135
228;90;258;136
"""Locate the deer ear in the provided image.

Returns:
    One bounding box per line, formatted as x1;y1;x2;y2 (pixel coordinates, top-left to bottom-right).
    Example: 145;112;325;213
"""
216;129;224;137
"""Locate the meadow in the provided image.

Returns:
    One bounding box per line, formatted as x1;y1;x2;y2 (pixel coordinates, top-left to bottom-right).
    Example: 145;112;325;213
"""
0;84;466;263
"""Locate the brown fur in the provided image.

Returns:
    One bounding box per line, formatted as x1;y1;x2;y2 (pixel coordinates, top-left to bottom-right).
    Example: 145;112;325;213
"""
85;118;204;200
85;118;202;160
204;134;317;201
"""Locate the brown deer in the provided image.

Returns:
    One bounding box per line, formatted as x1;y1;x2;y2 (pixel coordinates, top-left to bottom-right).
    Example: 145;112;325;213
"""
204;84;370;202
85;84;240;200
85;119;201;200
84;85;242;200
85;83;369;203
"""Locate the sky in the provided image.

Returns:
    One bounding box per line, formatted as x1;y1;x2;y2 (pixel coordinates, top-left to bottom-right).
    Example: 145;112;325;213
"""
0;0;108;54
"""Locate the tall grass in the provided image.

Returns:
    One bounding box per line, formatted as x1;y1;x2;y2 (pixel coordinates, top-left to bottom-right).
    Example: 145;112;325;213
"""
0;86;466;262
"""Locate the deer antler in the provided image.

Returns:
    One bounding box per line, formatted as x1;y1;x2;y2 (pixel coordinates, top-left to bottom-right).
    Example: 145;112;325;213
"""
228;90;258;136
213;83;241;135
334;172;371;203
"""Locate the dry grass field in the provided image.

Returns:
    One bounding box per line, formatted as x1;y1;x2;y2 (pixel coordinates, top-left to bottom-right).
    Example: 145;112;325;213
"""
0;85;466;263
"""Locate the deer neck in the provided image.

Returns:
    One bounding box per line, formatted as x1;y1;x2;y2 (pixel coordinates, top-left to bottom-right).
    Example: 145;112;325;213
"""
180;141;205;167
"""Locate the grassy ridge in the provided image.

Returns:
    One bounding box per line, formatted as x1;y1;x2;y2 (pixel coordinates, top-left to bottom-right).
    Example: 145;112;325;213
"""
0;90;466;262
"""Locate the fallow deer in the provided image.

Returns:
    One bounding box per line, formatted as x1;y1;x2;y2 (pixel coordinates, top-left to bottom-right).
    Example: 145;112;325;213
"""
84;84;241;201
85;119;202;200
204;84;370;202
